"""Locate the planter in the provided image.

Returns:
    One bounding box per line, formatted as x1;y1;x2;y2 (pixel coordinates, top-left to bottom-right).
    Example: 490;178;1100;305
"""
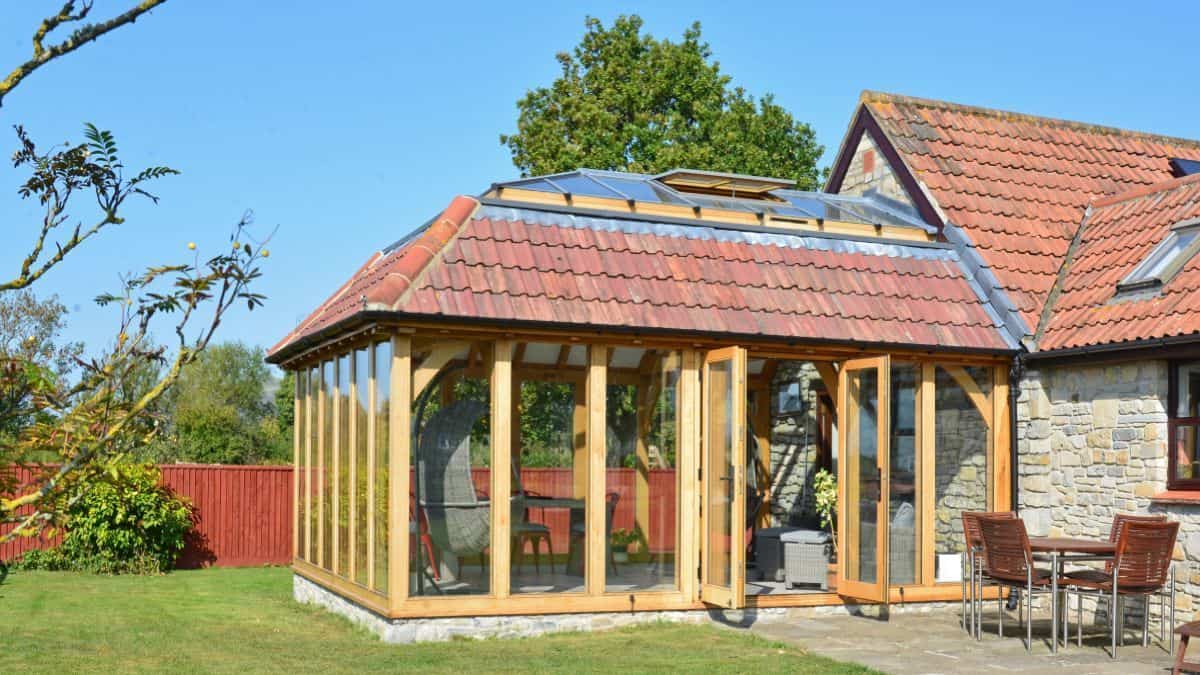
612;551;629;564
826;562;838;592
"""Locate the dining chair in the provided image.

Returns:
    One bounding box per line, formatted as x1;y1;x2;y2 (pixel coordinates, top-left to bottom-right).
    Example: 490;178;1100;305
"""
961;511;1016;639
977;515;1060;651
1063;519;1179;658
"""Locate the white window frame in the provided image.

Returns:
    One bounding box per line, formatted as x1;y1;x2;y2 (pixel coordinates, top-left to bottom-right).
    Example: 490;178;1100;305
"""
1117;217;1200;293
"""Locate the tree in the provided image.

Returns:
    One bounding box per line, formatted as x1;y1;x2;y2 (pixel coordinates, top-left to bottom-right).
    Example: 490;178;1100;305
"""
0;1;269;544
0;291;84;440
501;15;824;189
142;342;290;465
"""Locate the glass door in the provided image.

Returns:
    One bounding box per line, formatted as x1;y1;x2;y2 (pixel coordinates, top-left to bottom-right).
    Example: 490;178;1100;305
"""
837;356;890;603
699;347;747;608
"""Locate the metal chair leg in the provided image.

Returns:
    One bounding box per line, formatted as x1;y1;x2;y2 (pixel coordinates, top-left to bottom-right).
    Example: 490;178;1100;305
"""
1171;568;1177;654
998;588;1004;638
1026;582;1033;653
1144;595;1150;647
1078;590;1083;648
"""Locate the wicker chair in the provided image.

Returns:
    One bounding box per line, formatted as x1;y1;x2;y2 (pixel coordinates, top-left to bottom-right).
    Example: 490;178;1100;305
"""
416;398;491;589
977;515;1061;651
1064;519;1179;658
961;511;1016;639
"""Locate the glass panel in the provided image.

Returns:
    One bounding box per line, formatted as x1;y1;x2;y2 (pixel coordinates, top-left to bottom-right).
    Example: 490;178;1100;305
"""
307;365;319;563
548;173;621;199
604;349;680;593
1175;425;1199;481
372;342;391;594
337;355;350;576
845;367;879;585
933;365;991;583
354;348;369;586
1177;362;1200;418
511;341;585;594
889;365;919;585
1136;230;1199;280
410;341;491;597
746;360;836;596
321;360;334;570
295;370;307;561
705;359;734;588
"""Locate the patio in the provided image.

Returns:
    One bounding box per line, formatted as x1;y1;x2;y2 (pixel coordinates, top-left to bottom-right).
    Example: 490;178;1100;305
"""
751;608;1178;674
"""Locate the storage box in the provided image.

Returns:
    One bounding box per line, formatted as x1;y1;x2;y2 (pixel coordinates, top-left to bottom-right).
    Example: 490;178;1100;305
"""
781;529;833;590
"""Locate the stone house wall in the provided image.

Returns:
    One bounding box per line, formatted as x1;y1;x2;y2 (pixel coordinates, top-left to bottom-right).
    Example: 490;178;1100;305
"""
766;361;824;527
1018;360;1197;619
834;132;914;208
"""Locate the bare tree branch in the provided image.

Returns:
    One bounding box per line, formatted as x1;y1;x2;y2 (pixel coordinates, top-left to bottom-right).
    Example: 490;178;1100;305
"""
1;0;169;107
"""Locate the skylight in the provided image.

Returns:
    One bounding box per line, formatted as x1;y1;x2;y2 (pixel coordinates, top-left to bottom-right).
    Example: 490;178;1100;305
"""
1117;217;1200;292
1170;158;1200;178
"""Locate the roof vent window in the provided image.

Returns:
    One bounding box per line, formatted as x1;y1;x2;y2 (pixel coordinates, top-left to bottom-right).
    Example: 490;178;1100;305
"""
1169;158;1200;178
652;169;794;201
1116;217;1200;293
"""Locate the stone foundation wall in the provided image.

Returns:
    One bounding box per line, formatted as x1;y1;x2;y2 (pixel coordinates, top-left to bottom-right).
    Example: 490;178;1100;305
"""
294;574;959;643
1017;360;1197;621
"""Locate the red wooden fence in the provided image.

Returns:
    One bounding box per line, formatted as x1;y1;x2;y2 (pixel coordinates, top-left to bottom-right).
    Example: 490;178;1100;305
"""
3;465;679;568
1;464;293;568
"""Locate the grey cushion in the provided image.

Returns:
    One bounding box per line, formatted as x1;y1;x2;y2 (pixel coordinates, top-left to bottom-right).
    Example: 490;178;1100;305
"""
780;528;832;544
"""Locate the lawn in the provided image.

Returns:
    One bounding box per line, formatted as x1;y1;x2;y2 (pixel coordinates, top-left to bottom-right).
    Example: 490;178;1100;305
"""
0;567;875;674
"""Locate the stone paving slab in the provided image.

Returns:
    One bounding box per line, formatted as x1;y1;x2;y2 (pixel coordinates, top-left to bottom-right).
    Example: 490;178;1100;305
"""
748;610;1181;674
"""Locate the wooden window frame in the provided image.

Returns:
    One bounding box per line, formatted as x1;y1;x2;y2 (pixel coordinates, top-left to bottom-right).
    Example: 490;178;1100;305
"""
1168;360;1200;491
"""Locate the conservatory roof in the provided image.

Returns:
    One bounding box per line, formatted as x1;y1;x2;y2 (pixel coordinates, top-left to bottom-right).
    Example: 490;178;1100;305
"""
267;174;1020;363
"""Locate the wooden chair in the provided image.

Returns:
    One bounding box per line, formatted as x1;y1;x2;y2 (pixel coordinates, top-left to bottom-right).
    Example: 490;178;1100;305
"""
977;515;1060;651
1064;520;1179;658
1173;621;1200;675
961;511;1016;639
511;496;554;575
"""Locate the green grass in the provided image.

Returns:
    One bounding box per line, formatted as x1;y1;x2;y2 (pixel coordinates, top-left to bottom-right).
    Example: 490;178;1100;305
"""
0;567;875;674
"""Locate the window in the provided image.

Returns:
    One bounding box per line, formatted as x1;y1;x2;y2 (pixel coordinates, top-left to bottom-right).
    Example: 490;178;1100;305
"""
1169;361;1200;489
1117;218;1200;293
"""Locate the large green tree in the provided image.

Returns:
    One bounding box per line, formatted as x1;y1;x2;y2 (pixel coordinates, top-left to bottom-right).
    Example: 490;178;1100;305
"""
501;15;823;188
141;342;290;465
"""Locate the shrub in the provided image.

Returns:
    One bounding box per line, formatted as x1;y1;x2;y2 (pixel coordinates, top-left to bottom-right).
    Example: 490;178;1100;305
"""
16;463;194;574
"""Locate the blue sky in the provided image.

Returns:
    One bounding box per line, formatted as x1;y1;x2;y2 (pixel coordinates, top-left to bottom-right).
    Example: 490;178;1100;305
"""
1;1;1196;366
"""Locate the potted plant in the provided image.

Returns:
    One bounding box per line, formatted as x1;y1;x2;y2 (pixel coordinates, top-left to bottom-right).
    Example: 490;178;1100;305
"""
609;528;642;563
812;468;838;591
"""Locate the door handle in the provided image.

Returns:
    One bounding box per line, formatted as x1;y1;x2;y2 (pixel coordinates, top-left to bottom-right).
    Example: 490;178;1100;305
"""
876;466;882;503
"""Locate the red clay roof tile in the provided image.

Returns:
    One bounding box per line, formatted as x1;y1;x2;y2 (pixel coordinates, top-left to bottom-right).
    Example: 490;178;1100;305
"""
860;91;1200;330
1039;174;1200;350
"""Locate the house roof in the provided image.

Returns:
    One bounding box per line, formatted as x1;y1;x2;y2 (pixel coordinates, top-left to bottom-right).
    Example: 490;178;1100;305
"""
267;190;1019;362
855;91;1200;332
1038;174;1200;351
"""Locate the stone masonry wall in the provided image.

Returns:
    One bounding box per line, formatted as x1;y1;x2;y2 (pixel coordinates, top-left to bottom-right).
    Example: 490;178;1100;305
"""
834;132;914;208
1018;360;1197;621
767;361;823;527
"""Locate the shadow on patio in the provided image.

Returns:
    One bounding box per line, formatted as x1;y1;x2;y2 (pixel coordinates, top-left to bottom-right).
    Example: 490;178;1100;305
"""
749;608;1179;674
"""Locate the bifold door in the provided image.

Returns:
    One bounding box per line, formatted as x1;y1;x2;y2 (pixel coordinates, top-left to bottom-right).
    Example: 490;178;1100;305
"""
837;356;890;603
699;347;746;608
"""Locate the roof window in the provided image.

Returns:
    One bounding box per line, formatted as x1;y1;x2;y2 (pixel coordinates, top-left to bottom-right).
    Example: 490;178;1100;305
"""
1116;217;1200;293
1170;158;1200;178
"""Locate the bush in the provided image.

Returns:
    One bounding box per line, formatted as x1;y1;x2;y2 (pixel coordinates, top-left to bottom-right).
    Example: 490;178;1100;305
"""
15;463;194;574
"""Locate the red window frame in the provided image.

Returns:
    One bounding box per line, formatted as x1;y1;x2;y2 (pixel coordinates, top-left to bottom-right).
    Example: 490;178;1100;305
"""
1168;360;1200;490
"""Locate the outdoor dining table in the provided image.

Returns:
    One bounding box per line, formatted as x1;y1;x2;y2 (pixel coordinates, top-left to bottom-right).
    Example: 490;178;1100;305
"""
524;496;586;576
1028;536;1118;654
